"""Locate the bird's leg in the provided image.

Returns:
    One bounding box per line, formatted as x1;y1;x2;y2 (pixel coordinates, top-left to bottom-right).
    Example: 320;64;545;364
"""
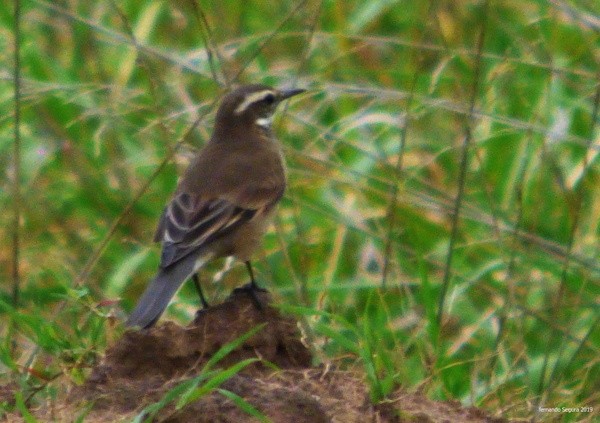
246;261;258;290
231;261;267;309
193;273;210;309
244;261;267;292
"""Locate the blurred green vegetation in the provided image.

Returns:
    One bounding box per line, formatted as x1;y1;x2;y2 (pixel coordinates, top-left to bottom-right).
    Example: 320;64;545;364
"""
1;0;599;421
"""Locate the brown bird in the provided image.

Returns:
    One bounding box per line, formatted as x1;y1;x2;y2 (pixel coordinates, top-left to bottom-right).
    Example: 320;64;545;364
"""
126;84;305;328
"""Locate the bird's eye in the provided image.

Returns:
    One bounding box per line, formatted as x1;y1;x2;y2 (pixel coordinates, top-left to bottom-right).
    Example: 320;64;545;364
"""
263;93;275;104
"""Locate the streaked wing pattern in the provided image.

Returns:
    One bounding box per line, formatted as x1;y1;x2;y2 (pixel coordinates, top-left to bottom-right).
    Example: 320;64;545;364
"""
159;192;257;268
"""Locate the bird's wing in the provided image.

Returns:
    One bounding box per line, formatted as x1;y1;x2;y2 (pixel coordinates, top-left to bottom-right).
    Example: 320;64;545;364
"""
157;192;255;268
156;185;283;269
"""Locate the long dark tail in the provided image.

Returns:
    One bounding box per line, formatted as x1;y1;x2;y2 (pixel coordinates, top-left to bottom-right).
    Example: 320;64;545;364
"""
125;253;201;329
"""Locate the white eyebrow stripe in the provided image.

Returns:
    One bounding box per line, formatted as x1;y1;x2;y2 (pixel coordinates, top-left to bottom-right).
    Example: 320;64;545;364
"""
234;90;275;114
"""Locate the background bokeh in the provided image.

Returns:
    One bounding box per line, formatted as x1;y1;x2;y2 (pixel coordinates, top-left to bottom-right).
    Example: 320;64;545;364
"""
1;1;599;420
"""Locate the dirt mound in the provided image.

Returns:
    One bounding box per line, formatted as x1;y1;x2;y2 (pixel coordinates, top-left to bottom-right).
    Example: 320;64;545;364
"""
86;289;311;383
37;289;507;422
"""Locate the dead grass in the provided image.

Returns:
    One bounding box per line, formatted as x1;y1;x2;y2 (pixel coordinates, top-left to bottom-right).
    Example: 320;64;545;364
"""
5;291;509;422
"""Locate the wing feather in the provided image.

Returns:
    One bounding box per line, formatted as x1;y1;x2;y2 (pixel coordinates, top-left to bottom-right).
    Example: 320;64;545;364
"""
157;192;259;268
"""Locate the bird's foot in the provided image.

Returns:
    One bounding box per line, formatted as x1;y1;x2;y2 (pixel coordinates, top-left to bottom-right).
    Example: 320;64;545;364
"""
194;308;209;320
232;282;268;309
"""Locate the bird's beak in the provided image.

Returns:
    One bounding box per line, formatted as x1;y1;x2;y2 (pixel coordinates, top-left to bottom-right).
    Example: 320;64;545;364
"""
279;88;306;101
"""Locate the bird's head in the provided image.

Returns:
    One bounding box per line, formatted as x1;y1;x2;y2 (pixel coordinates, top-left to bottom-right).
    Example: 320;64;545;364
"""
214;84;305;135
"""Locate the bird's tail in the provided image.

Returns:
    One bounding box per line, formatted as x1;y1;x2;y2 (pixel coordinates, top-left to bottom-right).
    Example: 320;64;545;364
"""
125;252;203;329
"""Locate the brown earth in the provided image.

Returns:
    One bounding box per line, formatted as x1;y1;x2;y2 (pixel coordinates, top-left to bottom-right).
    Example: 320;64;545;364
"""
10;289;509;422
